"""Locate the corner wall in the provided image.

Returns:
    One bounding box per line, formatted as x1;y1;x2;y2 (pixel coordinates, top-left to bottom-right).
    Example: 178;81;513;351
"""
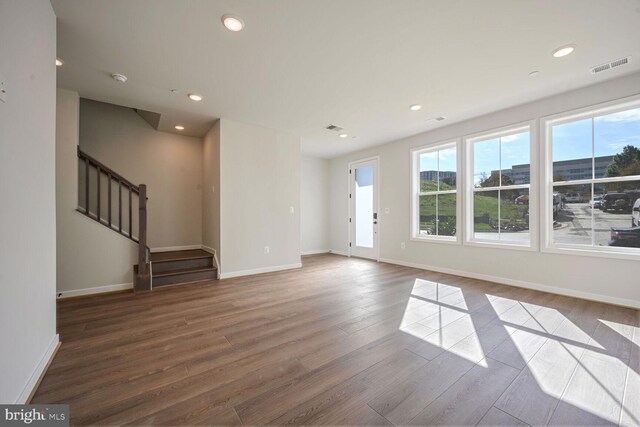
79;99;204;250
218;119;301;276
330;71;640;307
0;0;58;403
301;156;330;254
56;91;138;296
202;121;221;258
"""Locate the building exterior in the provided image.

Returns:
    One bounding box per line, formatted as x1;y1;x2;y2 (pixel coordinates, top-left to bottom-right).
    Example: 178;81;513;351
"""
496;155;615;184
420;170;456;183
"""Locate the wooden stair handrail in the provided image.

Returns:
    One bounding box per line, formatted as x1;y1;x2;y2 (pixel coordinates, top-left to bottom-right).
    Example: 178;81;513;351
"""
135;184;151;292
76;146;151;292
78;147;140;194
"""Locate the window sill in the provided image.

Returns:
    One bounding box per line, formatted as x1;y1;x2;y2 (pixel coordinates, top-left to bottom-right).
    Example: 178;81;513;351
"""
542;245;640;261
410;236;461;245
464;239;536;252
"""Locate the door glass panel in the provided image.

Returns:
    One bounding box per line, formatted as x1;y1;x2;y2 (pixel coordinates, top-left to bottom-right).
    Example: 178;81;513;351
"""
355;165;374;248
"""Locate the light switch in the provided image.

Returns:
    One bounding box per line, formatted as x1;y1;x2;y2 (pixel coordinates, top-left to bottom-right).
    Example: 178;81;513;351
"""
290;206;294;214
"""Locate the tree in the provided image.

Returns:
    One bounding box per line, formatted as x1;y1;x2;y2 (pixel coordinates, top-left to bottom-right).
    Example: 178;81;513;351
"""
605;145;640;177
478;171;513;188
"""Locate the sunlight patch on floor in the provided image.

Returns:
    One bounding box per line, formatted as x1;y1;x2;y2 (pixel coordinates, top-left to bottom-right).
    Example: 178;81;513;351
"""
396;279;639;425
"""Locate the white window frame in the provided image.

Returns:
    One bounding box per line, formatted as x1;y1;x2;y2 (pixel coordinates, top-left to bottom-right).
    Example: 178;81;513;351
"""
410;139;462;244
541;95;640;260
464;121;538;251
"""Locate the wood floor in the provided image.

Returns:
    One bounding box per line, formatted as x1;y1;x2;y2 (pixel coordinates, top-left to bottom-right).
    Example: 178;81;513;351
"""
33;254;640;426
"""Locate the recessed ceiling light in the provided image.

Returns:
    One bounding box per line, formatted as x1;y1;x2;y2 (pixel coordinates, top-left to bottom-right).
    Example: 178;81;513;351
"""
222;15;244;32
188;93;203;102
339;133;348;138
552;44;576;58
111;73;127;83
174;125;185;130
56;58;64;67
410;104;422;111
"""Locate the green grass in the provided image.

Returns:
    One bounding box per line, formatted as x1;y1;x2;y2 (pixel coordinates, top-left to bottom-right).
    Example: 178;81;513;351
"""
419;190;529;234
420;180;455;193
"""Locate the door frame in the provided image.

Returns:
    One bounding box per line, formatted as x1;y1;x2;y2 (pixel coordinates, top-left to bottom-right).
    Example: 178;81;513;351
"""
347;156;380;261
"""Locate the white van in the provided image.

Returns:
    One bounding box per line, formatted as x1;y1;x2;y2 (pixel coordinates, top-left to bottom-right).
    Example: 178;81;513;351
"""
565;193;584;203
633;198;640;227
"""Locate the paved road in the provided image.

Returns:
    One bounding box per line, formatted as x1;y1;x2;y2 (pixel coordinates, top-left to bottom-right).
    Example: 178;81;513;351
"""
554;202;633;246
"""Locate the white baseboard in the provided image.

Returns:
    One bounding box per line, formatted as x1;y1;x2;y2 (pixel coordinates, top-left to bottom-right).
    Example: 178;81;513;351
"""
151;245;202;253
16;334;60;404
329;249;348;257
220;263;302;279
201;245;216;255
57;282;133;299
201;246;220;279
379;257;640;309
301;249;330;255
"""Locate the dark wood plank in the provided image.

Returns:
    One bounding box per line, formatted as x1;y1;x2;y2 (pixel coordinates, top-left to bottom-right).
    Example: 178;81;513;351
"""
29;254;638;426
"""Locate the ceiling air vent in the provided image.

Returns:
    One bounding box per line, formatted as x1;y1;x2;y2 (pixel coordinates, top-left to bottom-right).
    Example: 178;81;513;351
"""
591;56;631;74
325;124;344;132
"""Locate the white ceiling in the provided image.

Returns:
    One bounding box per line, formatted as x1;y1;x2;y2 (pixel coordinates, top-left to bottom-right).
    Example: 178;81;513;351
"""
51;0;640;158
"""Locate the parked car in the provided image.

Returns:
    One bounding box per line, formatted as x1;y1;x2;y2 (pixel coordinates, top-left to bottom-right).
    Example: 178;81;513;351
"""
590;196;603;209
633;198;640;227
565;193;584;203
515;195;529;205
609;226;640;247
602;193;631;213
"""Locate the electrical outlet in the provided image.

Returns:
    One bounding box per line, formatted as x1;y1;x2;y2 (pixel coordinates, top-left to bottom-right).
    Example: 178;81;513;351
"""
264;246;270;254
211;186;215;193
401;242;406;249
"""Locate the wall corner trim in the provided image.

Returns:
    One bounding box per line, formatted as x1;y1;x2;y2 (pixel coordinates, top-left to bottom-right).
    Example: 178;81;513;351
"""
17;334;60;404
301;249;331;255
201;245;220;279
219;263;302;279
378;257;640;310
329;250;349;257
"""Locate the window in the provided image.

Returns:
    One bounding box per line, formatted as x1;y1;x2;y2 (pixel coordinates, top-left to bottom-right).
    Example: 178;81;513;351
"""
411;141;460;242
544;98;640;255
466;125;533;247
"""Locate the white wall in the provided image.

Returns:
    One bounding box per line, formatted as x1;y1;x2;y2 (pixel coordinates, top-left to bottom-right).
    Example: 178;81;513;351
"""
56;90;139;296
202;121;221;257
301;156;330;254
0;0;58;403
330;71;640;307
218;119;301;276
79;99;203;249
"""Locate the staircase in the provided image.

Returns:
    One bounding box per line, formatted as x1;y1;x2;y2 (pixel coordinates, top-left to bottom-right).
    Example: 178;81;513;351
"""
148;249;217;287
78;147;217;292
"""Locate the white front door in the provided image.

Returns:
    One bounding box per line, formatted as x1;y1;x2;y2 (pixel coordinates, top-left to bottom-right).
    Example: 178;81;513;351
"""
349;158;378;260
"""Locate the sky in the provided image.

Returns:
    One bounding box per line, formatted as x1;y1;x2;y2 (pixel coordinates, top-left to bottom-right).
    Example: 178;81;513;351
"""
553;107;640;161
419;107;640;186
